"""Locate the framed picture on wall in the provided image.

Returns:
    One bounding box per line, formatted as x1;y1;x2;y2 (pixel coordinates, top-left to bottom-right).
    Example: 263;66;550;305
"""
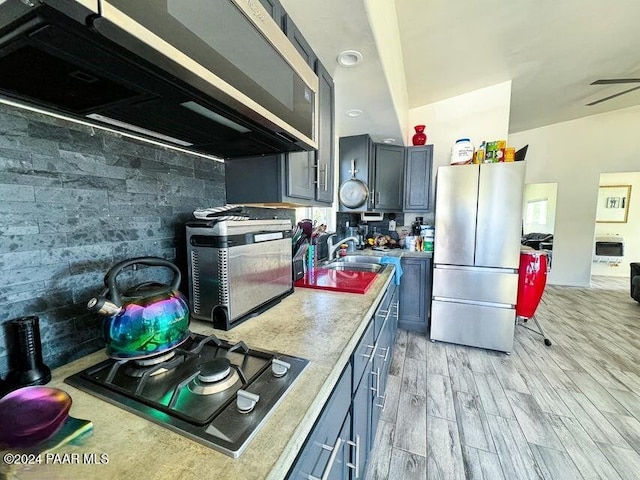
605;197;621;209
597;185;632;223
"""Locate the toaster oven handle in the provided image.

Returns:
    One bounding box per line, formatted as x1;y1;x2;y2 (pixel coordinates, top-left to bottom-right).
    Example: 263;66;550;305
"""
253;231;284;243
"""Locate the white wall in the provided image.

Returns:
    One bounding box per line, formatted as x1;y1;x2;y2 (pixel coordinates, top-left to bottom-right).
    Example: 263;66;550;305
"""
364;0;409;142
403;81;512;225
407;81;512;167
591;171;640;278
510;104;640;286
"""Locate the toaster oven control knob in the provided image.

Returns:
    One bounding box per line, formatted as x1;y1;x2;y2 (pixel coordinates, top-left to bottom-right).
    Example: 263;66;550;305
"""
237;390;259;414
272;359;291;378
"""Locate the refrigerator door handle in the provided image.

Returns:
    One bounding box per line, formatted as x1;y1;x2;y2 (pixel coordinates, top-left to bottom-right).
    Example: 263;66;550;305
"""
432;296;516;309
433;264;518;274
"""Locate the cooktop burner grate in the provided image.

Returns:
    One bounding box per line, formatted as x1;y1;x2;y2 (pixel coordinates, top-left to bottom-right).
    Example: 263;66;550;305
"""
65;332;308;457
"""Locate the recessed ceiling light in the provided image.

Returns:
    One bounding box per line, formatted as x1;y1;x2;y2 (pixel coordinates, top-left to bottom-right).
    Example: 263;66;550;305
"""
383;138;396;144
337;50;363;68
346;109;363;117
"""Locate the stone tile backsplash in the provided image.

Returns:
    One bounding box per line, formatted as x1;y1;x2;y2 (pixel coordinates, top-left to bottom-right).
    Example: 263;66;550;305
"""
0;103;229;377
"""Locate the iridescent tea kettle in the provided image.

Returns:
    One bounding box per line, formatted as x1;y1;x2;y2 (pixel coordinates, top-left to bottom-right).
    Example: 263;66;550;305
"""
87;257;190;360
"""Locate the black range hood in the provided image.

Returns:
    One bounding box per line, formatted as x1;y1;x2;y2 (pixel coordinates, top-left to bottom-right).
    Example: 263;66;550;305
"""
0;0;318;159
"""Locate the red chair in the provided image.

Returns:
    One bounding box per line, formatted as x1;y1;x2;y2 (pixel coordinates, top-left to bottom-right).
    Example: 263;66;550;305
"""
516;249;552;346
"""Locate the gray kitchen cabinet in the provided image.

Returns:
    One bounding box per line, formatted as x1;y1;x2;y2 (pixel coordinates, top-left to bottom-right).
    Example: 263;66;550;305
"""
286;152;316;200
371;308;395;440
404;145;434;212
258;0;284;28
338;135;405;212
372;144;404;211
287;364;352;480
398;256;432;333
284;59;334;203
282;13;319;202
355;282;398;477
352;366;372;475
283;14;317;69
225;154;295;204
315;60;335;204
352;321;375;394
339;137;433;213
335;414;352;480
287;280;398;479
338;134;374;212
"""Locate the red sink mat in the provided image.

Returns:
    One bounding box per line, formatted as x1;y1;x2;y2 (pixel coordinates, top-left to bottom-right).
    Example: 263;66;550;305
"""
294;268;378;294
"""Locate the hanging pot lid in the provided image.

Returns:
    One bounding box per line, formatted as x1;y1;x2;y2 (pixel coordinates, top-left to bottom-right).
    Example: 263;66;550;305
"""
339;158;369;209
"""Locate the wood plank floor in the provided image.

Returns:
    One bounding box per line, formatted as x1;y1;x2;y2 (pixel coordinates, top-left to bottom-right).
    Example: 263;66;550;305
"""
366;276;640;479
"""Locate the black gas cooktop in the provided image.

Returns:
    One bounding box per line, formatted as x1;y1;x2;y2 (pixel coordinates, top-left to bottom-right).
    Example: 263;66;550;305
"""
65;332;308;458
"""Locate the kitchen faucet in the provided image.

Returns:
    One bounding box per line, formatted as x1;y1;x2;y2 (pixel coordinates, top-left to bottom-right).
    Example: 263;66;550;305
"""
326;233;360;260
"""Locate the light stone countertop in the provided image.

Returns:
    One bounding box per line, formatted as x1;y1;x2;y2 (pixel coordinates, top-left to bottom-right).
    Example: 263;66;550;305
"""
2;268;395;480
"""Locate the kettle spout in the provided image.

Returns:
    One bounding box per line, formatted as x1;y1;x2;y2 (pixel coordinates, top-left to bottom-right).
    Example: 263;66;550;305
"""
87;297;123;316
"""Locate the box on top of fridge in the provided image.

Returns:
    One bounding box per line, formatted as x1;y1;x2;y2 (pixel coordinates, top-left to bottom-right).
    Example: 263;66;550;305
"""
471;139;517;164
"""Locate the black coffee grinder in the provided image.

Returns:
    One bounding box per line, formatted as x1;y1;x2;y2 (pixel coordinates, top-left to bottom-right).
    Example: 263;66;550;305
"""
5;315;51;391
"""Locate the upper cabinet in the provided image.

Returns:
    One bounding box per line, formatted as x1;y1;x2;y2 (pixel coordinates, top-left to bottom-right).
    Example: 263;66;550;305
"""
372;144;404;211
283;15;317;69
315;60;335;204
404;145;434;212
338;136;433;213
225;8;334;207
338;134;374;212
258;0;285;28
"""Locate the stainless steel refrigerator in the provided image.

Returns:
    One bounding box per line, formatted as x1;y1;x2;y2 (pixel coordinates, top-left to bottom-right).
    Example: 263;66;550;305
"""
431;162;525;353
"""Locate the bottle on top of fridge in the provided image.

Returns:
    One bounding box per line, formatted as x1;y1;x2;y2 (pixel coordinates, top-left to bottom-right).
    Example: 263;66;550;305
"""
451;138;474;165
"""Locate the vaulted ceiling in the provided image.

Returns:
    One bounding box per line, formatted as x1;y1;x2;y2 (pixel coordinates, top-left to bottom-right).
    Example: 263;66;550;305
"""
280;0;640;143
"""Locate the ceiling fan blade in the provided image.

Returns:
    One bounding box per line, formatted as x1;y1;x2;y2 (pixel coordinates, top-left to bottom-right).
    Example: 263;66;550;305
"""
591;79;640;85
586;85;640;106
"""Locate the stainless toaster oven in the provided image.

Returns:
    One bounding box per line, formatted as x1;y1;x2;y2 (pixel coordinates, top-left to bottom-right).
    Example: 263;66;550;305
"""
186;219;293;329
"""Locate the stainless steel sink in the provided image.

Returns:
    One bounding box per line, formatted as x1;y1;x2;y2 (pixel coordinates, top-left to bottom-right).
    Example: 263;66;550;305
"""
331;255;384;264
322;263;385;273
319;254;388;273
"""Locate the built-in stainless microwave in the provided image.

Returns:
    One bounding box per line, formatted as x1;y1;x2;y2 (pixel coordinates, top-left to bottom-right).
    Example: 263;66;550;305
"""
0;0;317;158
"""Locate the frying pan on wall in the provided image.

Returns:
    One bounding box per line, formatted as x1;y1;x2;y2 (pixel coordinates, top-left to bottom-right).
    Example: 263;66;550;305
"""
339;159;369;209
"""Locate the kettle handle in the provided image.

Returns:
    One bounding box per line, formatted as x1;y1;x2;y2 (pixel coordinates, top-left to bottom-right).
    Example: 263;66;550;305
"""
104;257;181;306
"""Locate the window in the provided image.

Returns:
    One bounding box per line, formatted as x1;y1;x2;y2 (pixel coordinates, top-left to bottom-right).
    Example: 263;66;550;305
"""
295;206;335;231
526;198;548;225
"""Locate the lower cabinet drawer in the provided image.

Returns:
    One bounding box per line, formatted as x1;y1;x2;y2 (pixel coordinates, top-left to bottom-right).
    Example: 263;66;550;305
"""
431;300;516;353
287;364;352;479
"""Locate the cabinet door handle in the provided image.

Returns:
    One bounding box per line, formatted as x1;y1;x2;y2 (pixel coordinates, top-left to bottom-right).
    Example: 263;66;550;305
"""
393;300;400;317
308;437;344;480
370;369;379;396
378;346;390;362
314;162;320;186
376;191;380;204
346;435;361;478
350;158;358;176
323;164;329;192
316;164;327;190
377;307;392;323
360;344;375;360
371;367;381;397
